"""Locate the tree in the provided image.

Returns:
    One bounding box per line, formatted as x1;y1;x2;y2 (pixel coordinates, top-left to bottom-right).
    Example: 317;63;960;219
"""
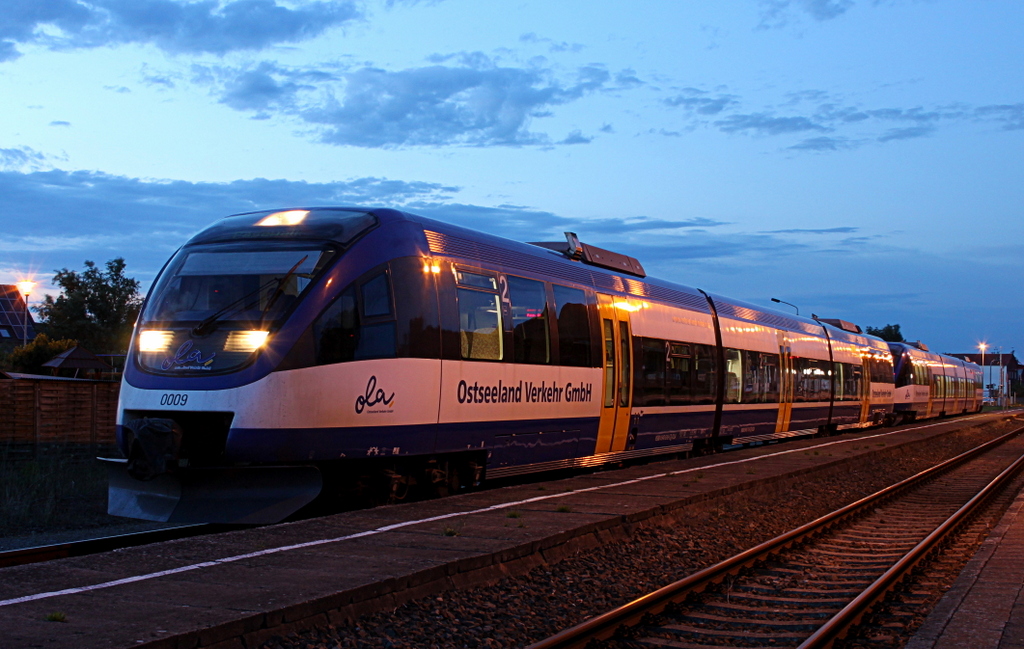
3;334;78;374
866;323;905;342
34;258;142;354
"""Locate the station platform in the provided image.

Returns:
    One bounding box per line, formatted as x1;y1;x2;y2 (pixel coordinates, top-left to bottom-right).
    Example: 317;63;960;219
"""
907;478;1024;649
0;412;1017;649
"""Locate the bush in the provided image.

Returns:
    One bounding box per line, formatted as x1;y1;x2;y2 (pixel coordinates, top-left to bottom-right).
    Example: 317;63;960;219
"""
5;334;78;375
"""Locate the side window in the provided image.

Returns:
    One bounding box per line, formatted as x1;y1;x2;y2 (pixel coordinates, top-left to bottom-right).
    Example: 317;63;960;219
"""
761;353;780;403
740;351;779;404
667;343;693;405
361;273;392;317
693;343;717;404
508;276;550;364
638;338;667;407
725;348;743;403
457;270;502;361
795;357;831;402
553;284;592;367
312;270;396;365
314;285;359;365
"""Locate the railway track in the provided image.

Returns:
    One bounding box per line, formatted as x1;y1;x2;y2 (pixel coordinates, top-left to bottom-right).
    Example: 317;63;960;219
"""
529;424;1024;649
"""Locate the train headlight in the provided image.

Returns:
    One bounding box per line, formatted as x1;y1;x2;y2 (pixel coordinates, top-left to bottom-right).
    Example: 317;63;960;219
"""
138;330;174;352
224;330;269;353
256;210;308;226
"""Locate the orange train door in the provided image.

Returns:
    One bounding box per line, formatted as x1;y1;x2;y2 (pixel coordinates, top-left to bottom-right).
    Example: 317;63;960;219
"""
595;294;633;454
775;330;794;433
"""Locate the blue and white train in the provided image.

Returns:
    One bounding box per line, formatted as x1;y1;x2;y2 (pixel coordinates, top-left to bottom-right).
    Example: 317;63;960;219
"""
106;207;982;523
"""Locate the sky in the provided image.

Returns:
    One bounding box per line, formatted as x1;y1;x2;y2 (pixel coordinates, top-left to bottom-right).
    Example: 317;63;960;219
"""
1;0;1021;355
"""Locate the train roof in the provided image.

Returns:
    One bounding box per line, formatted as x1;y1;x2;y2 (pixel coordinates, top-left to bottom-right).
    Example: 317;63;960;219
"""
192;206;890;344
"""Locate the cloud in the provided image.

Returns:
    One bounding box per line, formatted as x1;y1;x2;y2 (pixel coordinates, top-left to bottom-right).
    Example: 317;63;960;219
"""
759;0;856;28
877;125;935;142
763;227;858;234
49;120;72;127
518;32;584;54
661;85;1009;152
208;54;621;147
976;103;1024;130
558;130;591;145
715;113;829;136
787;136;854;151
0;0;360;61
0;146;51;171
664;89;738;115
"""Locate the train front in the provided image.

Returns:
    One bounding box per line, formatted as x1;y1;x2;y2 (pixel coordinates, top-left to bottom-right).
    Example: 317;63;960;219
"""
104;208;380;524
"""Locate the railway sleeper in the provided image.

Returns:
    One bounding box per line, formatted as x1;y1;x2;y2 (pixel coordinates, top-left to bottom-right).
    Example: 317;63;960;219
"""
649;622;808;643
723;592;853;606
674;611;828;630
701;601;841;618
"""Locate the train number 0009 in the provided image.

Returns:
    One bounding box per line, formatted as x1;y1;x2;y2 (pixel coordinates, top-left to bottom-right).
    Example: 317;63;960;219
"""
159;393;188;406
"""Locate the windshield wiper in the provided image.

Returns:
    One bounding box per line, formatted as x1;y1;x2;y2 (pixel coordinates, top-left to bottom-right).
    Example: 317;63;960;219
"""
191;277;279;336
260;255;309;324
191;255;310;336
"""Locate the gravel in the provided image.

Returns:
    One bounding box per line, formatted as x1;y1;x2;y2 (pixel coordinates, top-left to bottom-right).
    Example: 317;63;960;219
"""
260;417;1022;649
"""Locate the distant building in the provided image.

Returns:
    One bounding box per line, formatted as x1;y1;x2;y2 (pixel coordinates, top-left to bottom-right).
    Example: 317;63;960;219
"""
0;284;37;350
947;351;1020;402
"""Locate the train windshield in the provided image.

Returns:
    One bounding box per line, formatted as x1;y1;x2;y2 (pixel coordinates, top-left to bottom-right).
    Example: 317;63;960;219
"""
136;244;335;373
143;245;334;327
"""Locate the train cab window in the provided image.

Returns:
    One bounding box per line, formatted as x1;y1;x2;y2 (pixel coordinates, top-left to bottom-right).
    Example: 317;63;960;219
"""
312;271;397;364
725;348;743;403
553;285;592;367
667;343;693;405
508;276;550;364
456;270;502;361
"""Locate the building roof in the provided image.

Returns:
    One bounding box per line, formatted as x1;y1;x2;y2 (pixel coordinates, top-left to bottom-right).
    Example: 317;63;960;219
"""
41;345;112;370
0;284;37;344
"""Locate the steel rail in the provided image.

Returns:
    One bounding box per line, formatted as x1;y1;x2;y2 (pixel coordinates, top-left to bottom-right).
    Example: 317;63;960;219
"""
0;524;215;569
526;424;1024;649
799;447;1024;648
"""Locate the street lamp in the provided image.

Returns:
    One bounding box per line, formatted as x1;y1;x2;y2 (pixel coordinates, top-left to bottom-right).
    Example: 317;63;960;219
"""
771;298;799;316
15;280;35;347
979;342;988;402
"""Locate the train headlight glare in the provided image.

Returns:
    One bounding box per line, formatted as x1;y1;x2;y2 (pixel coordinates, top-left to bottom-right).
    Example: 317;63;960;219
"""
138;330;174;352
256;210;309;227
224;330;269;352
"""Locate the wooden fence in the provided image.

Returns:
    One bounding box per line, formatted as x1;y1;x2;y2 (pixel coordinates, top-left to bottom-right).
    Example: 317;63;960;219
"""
0;378;120;448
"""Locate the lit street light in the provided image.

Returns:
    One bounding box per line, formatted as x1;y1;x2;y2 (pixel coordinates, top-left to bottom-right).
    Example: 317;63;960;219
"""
979;342;987;403
15;280;35;347
771;298;799;316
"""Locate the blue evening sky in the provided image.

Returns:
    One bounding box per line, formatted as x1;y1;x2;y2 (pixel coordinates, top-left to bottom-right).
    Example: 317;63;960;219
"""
1;0;1021;355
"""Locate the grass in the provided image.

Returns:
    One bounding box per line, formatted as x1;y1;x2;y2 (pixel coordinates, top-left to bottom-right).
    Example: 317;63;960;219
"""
505;510;522;519
45;612;67;623
441;526;460;537
556;505;573;513
0;444;114;537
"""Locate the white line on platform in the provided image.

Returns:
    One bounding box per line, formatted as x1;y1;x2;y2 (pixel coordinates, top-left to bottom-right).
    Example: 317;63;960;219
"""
0;413;1007;608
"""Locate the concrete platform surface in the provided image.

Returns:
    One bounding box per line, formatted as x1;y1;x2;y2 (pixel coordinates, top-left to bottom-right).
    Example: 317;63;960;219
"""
907;474;1024;649
0;412;1016;649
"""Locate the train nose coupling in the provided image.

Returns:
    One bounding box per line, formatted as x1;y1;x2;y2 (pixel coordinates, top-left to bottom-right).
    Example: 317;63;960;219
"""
124;418;183;480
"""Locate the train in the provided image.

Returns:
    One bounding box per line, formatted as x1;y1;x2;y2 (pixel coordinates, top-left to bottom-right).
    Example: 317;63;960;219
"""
104;207;983;524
